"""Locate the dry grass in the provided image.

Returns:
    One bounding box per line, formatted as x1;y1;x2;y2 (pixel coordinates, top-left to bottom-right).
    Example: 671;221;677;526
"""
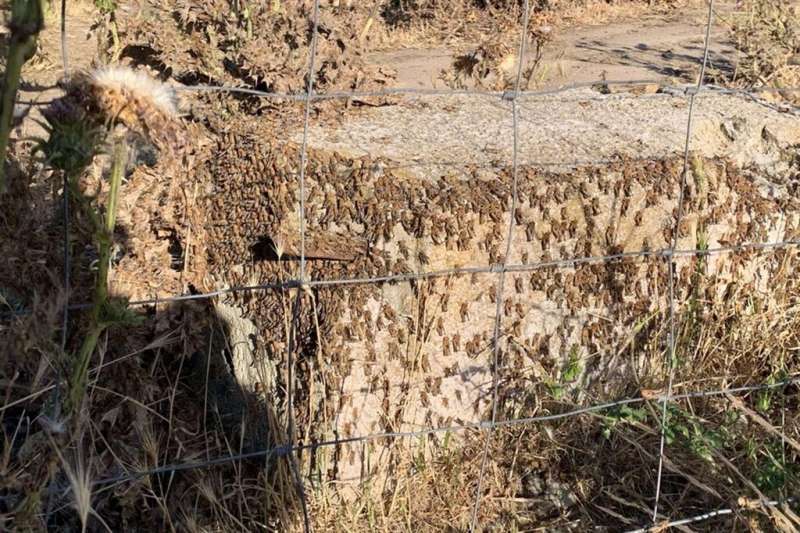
7;237;798;530
712;0;800;103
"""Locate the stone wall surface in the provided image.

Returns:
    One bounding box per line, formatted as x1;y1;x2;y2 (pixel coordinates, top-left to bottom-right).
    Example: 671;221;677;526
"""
117;88;800;483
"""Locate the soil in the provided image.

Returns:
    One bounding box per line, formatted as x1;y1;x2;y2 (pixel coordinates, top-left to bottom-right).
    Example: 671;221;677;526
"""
368;6;738;90
8;4;97;139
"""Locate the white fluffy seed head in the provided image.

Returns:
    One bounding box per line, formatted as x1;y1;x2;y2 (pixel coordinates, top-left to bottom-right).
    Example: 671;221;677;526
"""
90;66;179;117
66;65;187;155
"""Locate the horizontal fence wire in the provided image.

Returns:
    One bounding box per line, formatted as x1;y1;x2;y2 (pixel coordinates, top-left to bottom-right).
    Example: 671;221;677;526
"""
17;81;800;107
78;238;800;309
90;376;800;488
173;80;800;101
626;498;797;533
1;238;796;319
625;498;796;533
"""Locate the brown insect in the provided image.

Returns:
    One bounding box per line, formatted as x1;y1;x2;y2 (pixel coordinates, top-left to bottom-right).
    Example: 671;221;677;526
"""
460;302;469;322
452;334;461;352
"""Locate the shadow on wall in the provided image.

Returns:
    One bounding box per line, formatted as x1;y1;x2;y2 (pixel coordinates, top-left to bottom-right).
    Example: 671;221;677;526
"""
0;161;305;530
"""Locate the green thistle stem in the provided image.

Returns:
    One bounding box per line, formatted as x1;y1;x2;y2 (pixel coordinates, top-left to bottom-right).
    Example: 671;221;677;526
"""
110;21;122;62
105;142;124;237
0;0;44;194
67;326;102;415
67;140;126;415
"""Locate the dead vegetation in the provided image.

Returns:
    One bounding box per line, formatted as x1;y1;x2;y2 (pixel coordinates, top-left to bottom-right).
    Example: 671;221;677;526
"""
117;0;394;109
729;0;800;88
713;0;800;103
439;25;552;90
1;0;800;532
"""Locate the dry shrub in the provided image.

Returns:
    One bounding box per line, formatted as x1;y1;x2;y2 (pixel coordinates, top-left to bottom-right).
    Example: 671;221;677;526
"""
723;0;800;100
117;1;393;101
381;0;685;30
440;26;552;90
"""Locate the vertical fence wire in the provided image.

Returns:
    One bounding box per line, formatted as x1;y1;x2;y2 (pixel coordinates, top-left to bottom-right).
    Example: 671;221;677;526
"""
44;0;74;525
469;1;531;530
286;289;311;533
56;0;71;426
652;0;715;523
298;0;321;284
287;1;322;531
60;0;69;77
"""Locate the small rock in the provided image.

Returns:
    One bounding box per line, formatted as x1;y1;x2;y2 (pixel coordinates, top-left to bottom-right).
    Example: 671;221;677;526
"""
721;117;746;141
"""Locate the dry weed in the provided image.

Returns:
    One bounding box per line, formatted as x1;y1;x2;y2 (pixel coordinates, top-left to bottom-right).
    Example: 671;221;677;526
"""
714;0;800;103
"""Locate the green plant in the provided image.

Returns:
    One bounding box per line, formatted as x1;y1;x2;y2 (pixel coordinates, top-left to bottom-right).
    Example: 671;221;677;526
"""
601;404;647;439
66;141;142;415
35;105;142;418
750;441;795;495
0;0;45;194
545;346;583;400
662;405;723;464
561;345;582;382
755;369;788;414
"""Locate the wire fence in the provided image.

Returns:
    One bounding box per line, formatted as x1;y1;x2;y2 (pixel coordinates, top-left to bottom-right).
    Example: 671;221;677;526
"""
22;0;799;531
174;79;800;100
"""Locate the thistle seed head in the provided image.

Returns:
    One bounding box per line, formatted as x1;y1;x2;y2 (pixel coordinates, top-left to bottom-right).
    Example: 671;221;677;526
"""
64;66;186;154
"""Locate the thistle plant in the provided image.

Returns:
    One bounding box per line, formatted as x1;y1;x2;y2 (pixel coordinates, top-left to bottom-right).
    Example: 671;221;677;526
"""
0;0;45;194
38;67;183;418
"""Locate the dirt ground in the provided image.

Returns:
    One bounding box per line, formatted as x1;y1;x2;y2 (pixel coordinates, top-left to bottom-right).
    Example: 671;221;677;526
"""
369;6;738;90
